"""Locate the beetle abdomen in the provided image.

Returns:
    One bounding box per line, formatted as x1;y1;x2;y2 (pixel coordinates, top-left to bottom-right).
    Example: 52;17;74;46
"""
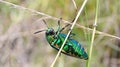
49;33;88;60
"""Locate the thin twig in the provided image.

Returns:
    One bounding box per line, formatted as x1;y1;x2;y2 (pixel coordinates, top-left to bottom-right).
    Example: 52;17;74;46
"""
86;0;99;67
0;0;120;40
50;0;88;67
71;0;77;9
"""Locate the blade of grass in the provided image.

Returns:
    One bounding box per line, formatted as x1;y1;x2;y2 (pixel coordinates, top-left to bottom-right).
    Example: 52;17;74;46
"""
86;0;99;67
50;0;88;67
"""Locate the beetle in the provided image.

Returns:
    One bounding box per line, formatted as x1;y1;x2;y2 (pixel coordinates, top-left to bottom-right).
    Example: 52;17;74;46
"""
34;19;88;60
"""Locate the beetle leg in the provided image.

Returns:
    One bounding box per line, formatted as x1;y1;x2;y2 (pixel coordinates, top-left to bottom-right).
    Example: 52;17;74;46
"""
60;17;75;32
68;32;75;39
70;33;75;37
60;17;76;32
57;18;71;32
56;18;62;36
60;24;71;32
51;39;57;46
50;39;60;50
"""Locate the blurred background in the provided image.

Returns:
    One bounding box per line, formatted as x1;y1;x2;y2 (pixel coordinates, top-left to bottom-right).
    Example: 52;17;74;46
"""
0;0;120;67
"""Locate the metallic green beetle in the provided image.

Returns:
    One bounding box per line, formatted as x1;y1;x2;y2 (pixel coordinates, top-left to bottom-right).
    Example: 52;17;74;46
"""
34;19;88;60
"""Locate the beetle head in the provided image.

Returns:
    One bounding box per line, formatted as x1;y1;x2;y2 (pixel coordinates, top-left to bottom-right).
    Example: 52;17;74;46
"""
46;28;55;35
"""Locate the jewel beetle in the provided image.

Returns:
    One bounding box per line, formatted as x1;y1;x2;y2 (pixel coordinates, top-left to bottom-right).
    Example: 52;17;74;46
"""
34;19;88;60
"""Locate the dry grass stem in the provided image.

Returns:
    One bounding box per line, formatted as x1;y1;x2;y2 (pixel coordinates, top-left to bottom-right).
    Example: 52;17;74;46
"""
71;0;77;9
87;0;99;67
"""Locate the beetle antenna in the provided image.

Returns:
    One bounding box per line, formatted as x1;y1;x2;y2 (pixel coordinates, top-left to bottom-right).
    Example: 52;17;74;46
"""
58;18;62;27
42;19;49;28
34;30;46;34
